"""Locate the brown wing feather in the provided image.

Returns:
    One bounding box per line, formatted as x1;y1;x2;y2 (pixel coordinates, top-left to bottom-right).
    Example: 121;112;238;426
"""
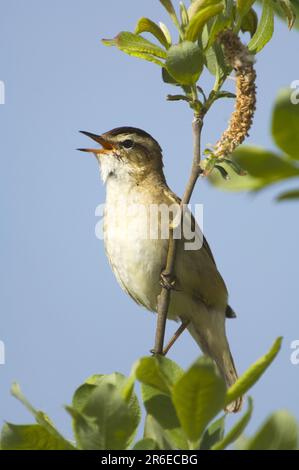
163;186;236;317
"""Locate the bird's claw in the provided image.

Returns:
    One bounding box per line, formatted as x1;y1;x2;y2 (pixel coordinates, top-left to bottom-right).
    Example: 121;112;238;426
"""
160;272;180;291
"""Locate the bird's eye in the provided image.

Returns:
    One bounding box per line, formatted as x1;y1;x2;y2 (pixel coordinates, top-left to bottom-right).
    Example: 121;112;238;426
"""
122;139;134;149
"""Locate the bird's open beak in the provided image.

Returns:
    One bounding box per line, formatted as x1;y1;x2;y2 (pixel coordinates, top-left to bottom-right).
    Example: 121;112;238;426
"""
78;131;114;154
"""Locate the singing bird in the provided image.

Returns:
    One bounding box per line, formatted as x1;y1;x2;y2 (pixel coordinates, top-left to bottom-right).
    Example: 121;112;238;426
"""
80;126;242;412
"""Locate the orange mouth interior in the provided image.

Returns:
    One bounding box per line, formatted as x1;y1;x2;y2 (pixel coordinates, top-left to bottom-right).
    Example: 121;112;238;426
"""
78;131;114;154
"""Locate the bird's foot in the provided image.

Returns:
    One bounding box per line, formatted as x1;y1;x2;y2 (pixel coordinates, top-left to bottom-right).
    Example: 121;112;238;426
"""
160;271;180;291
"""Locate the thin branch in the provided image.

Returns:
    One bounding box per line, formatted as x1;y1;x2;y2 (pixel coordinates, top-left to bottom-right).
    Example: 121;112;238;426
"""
153;110;204;355
162;320;190;356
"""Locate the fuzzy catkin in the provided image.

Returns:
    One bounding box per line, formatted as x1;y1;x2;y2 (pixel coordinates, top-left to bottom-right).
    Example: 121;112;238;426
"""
214;30;257;158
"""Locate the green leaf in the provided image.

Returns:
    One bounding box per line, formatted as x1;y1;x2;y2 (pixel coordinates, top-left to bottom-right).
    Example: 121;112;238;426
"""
257;0;299;29
248;0;274;52
104;32;167;58
188;0;223;19
172;357;226;444
236;0;256;17
202;22;229;77
72;375;104;412
167;94;192;102
102;32;167;67
276;0;296;29
246;411;299;450
70;380;140;450
235;0;256;32
205;13;232;48
162;68;180;85
133;438;159;450
135;356;184;395
70;373;140;450
209;146;299;191
159;0;177;15
185;3;224;41
0;423;74;451
225;337;282;408
144;415;175;450
225;0;235;18
200;416;225;450
141;384;180;429
166;41;203;85
214;90;236;99
141;385;188;450
272;88;299;159
160;0;176;16
215;164;230;180
234;147;299;181
277;188;299;201
224;158;247;176
180;1;190;27
73;373;138;413
10;383;74;450
203;156;217;176
159;0;181;30
127;53;165;67
159;22;172;46
241;8;258;36
135;18;170;49
204;43;227;77
212;397;253;450
136;357;187;450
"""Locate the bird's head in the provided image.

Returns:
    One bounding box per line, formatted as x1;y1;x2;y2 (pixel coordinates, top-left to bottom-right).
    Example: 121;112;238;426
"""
79;127;164;184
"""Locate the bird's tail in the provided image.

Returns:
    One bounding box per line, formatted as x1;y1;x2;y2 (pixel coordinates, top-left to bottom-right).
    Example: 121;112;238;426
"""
186;309;243;413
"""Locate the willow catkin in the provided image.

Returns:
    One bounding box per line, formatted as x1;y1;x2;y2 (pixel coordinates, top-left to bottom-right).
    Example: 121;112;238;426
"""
214;30;257;158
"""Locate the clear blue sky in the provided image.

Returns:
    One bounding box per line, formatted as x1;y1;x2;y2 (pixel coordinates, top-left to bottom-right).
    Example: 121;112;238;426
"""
1;0;299;441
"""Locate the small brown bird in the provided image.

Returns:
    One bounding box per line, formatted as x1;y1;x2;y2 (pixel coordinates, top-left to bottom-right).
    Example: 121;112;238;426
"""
80;126;242;412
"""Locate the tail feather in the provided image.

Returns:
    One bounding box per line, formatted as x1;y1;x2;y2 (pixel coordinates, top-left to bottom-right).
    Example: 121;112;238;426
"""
226;305;237;319
185;311;243;413
218;349;243;413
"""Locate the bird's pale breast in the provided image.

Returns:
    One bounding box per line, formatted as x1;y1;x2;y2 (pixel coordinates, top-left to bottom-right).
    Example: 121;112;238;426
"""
103;181;167;312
